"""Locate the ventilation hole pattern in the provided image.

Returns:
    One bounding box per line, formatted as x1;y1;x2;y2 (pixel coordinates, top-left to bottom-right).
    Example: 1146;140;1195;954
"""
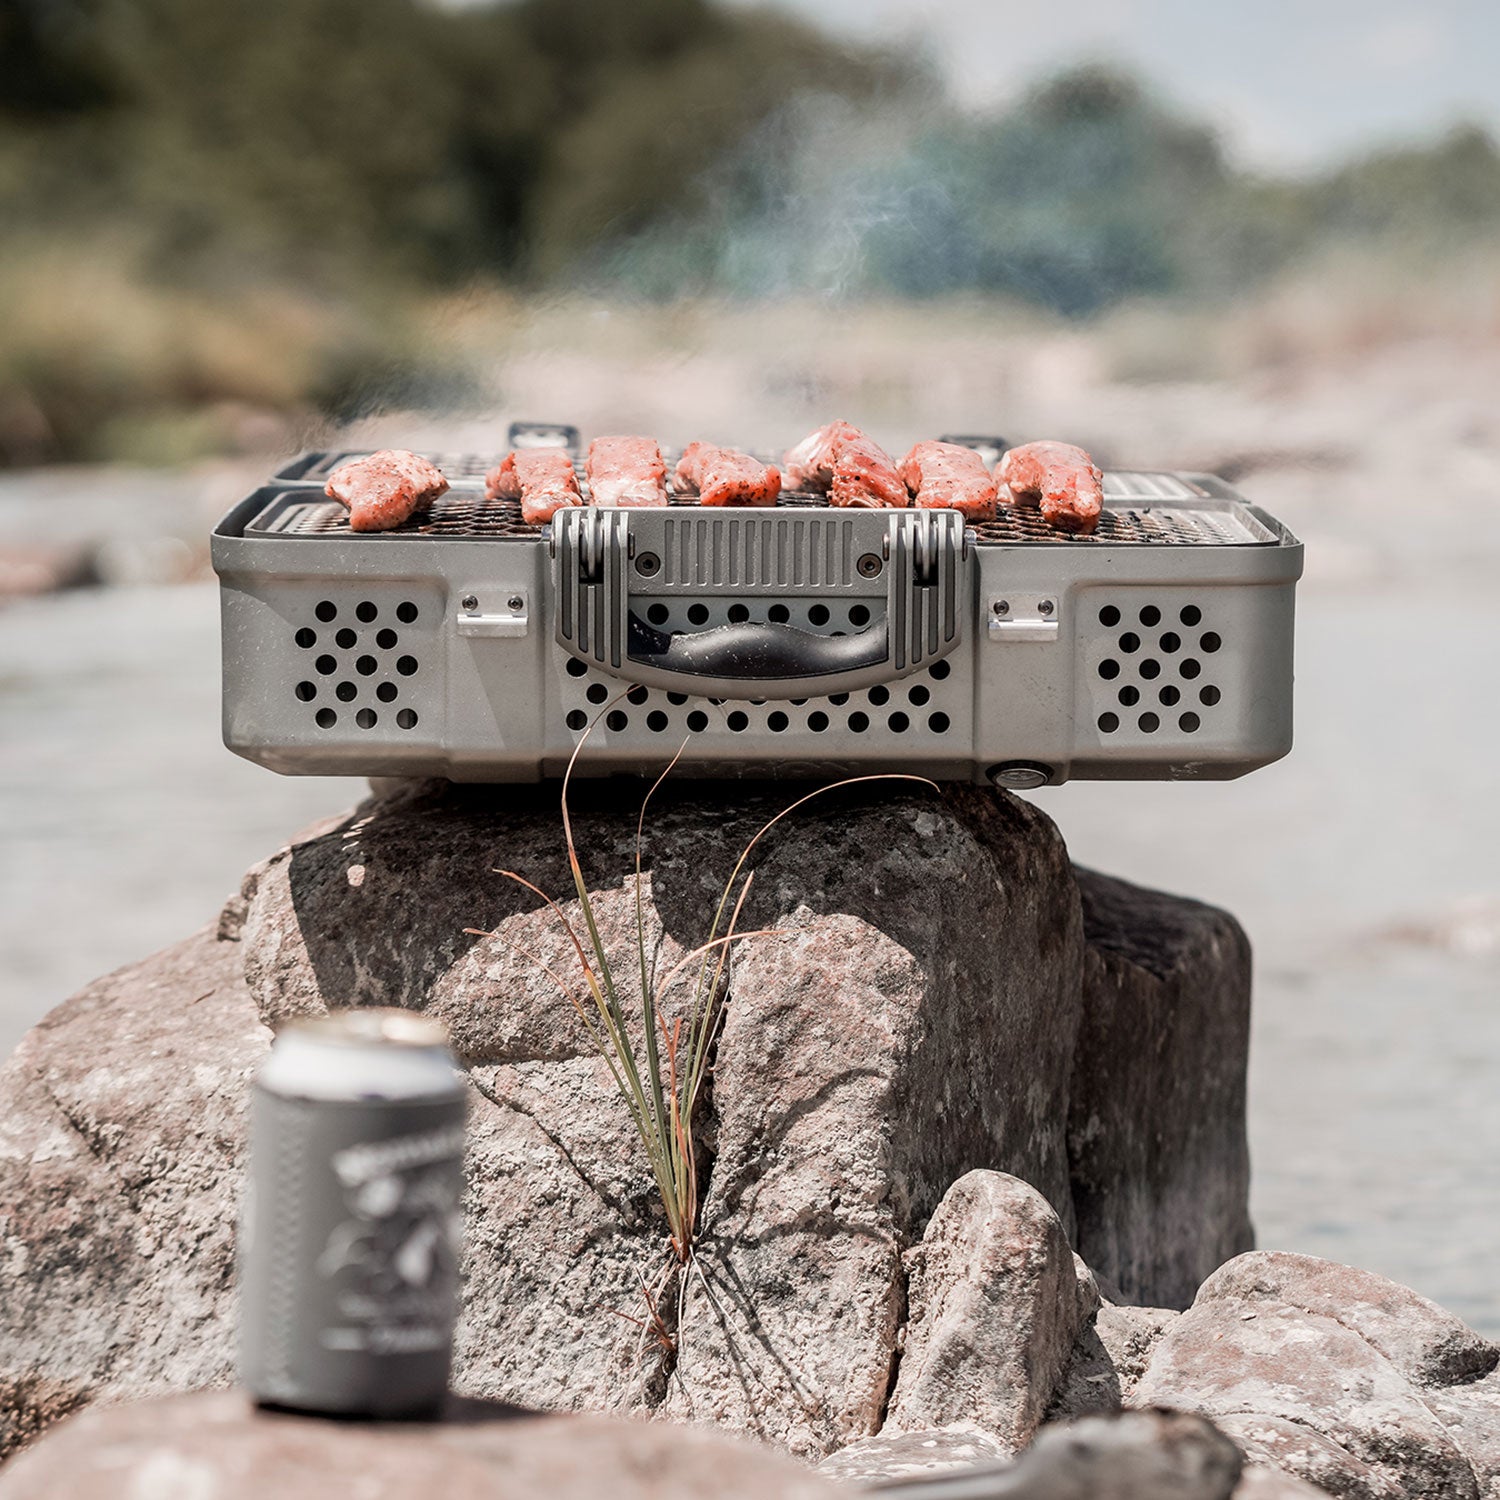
1093;600;1222;736
630;598;882;642
294;600;424;730
560;658;966;742
559;593;966;745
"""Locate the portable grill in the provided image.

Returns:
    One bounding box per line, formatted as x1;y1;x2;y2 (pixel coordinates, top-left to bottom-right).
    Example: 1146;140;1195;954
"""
211;424;1302;787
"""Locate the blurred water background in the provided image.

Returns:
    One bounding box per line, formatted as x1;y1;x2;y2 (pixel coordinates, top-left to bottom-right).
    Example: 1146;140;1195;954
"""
1;0;1497;1330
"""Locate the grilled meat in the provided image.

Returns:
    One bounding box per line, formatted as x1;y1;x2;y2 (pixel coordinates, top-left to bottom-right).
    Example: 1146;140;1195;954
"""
998;441;1104;535
832;433;909;509
674;442;781;506
325;450;449;533
783;421;907;509
782;420;858;491
898;440;999;520
586;436;668;508
485;448;583;525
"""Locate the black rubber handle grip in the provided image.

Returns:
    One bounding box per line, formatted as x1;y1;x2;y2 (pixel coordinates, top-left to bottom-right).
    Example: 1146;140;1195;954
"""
627;613;887;680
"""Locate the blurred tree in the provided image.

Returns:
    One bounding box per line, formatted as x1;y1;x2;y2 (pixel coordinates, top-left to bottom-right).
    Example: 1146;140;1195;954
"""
8;5;1496;311
0;0;907;287
4;1;1500;464
1317;125;1500;247
0;0;118;115
526;7;920;282
861;68;1236;315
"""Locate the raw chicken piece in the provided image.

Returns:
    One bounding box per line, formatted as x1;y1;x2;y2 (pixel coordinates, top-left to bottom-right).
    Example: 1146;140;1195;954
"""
998;441;1104;535
586;436;668;508
898;440;999;520
485;448;583;526
673;442;781;506
324;450;449;533
782;421;907;509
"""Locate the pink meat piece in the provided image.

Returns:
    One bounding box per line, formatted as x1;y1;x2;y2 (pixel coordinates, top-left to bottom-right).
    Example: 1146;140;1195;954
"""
485;448;583;526
673;442;781;506
782;420;861;491
898;440;999;520
324;450;449;533
586;436;668;508
782;421;907;509
998;441;1104;536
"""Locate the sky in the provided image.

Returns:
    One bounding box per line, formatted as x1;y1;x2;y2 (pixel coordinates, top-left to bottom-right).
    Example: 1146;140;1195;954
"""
727;0;1500;171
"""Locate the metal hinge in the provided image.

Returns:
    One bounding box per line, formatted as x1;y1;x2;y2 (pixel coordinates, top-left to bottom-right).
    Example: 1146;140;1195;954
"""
987;594;1059;642
456;589;529;638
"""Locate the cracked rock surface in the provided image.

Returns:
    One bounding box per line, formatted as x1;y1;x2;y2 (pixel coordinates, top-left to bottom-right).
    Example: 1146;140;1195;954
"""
0;779;1254;1462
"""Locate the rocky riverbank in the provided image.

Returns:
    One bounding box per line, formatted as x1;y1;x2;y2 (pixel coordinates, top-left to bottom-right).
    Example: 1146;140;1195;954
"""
2;779;1497;1495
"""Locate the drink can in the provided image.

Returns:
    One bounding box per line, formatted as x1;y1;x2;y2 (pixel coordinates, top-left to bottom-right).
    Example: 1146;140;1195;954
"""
238;1009;467;1417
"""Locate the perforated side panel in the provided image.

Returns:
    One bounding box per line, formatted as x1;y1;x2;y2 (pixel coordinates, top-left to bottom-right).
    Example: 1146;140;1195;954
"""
1085;599;1227;741
287;591;435;737
558;649;964;749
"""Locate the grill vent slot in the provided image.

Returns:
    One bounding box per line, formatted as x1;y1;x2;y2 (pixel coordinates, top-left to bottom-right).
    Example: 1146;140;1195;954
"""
1103;472;1204;501
658;513;860;589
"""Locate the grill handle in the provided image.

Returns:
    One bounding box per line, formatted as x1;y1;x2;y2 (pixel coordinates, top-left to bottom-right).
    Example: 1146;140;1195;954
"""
626;613;887;681
554;507;965;699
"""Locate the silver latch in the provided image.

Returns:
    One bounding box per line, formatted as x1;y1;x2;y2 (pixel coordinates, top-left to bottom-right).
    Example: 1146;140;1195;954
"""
553;506;631;669
988;595;1059;642
456;589;529;638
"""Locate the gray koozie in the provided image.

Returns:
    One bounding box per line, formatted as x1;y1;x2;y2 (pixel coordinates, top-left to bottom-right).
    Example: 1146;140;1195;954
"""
239;1089;466;1417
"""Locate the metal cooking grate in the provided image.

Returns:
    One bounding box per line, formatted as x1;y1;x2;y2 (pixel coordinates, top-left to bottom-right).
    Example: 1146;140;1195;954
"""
262;453;1271;546
249;486;841;539
253;491;1269;546
280;451;500;484
251;493;537;538
968;504;1263;546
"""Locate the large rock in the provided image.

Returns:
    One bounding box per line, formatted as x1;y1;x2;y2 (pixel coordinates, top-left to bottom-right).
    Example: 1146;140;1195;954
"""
1424;1370;1500;1500
0;928;258;1456
0;779;1255;1461
1068;871;1254;1309
1134;1251;1500;1500
1194;1252;1497;1388
0;1389;837;1500
883;1171;1094;1448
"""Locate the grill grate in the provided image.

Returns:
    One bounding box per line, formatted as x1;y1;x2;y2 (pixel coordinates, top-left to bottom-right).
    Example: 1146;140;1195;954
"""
261;453;1271;546
252;493;537;539
967;504;1264;546
251;490;1271;546
281;451;500;484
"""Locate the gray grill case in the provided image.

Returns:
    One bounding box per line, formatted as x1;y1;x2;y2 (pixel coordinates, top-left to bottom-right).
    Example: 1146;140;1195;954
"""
212;444;1301;786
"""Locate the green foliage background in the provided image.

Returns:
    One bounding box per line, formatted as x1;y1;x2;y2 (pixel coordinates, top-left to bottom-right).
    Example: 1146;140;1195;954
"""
2;0;1498;461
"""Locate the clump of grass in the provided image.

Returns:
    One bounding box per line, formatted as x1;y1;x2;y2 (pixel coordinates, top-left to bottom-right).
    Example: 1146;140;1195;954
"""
474;705;930;1269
